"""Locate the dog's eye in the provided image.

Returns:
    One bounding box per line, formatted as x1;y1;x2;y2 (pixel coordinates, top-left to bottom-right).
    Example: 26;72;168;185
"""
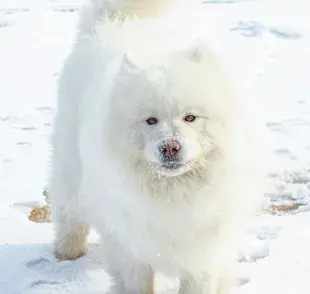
184;114;196;122
146;117;158;125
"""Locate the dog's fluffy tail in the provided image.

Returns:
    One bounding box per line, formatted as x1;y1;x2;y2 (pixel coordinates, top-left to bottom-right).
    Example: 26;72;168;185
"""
80;0;195;34
91;0;193;17
79;0;199;57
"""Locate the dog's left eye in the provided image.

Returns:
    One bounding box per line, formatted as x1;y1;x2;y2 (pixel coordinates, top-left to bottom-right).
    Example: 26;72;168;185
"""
146;117;158;125
184;114;196;122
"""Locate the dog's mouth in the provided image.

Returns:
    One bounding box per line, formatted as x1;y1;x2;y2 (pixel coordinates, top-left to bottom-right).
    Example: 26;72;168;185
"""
156;160;193;177
161;161;185;170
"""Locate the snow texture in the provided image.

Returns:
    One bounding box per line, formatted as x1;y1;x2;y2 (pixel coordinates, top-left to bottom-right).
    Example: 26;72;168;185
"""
0;0;310;293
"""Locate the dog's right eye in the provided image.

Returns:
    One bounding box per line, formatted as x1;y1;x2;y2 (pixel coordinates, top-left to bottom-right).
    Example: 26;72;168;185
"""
146;117;158;125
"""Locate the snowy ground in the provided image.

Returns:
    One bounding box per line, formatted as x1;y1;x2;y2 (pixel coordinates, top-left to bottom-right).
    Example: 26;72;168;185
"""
1;0;310;293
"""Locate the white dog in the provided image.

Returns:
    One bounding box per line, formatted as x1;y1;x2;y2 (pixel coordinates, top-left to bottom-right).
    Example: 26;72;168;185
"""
48;0;265;293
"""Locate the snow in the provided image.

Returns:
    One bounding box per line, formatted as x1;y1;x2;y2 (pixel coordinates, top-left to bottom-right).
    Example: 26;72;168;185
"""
1;0;310;293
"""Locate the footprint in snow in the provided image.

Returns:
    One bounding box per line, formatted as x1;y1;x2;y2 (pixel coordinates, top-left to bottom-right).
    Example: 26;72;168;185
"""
28;280;60;288
16;141;32;146
35;106;53;112
230;21;265;37
20;126;36;130
13;201;42;209
2;8;30;15
230;21;303;40
52;7;79;13
26;257;51;269
0;20;15;28
269;27;303;40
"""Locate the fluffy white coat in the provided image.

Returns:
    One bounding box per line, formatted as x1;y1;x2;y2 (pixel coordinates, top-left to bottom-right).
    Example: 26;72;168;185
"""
48;0;266;293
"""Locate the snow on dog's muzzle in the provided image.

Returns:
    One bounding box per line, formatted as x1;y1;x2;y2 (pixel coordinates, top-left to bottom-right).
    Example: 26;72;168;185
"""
158;138;185;170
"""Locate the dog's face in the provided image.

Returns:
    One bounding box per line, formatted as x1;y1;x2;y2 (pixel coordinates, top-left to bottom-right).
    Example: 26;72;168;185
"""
109;45;234;177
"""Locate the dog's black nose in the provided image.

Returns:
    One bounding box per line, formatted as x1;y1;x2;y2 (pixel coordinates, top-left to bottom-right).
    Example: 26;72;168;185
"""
159;139;181;158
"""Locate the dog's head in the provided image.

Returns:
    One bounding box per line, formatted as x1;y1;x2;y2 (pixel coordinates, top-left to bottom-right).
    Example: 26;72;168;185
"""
108;43;235;177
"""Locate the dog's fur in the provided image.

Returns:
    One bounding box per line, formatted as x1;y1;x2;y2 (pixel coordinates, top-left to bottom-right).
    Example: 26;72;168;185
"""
48;0;265;293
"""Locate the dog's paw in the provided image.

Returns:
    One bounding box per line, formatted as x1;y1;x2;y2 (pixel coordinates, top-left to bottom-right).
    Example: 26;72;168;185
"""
54;237;87;261
54;250;85;261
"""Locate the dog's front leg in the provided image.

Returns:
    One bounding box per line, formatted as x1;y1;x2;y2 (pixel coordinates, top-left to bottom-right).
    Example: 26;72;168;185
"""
179;274;208;294
207;267;235;294
179;269;234;294
103;239;154;294
107;262;154;294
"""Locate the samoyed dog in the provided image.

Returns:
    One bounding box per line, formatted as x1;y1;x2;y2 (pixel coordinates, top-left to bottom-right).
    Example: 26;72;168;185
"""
48;0;265;293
